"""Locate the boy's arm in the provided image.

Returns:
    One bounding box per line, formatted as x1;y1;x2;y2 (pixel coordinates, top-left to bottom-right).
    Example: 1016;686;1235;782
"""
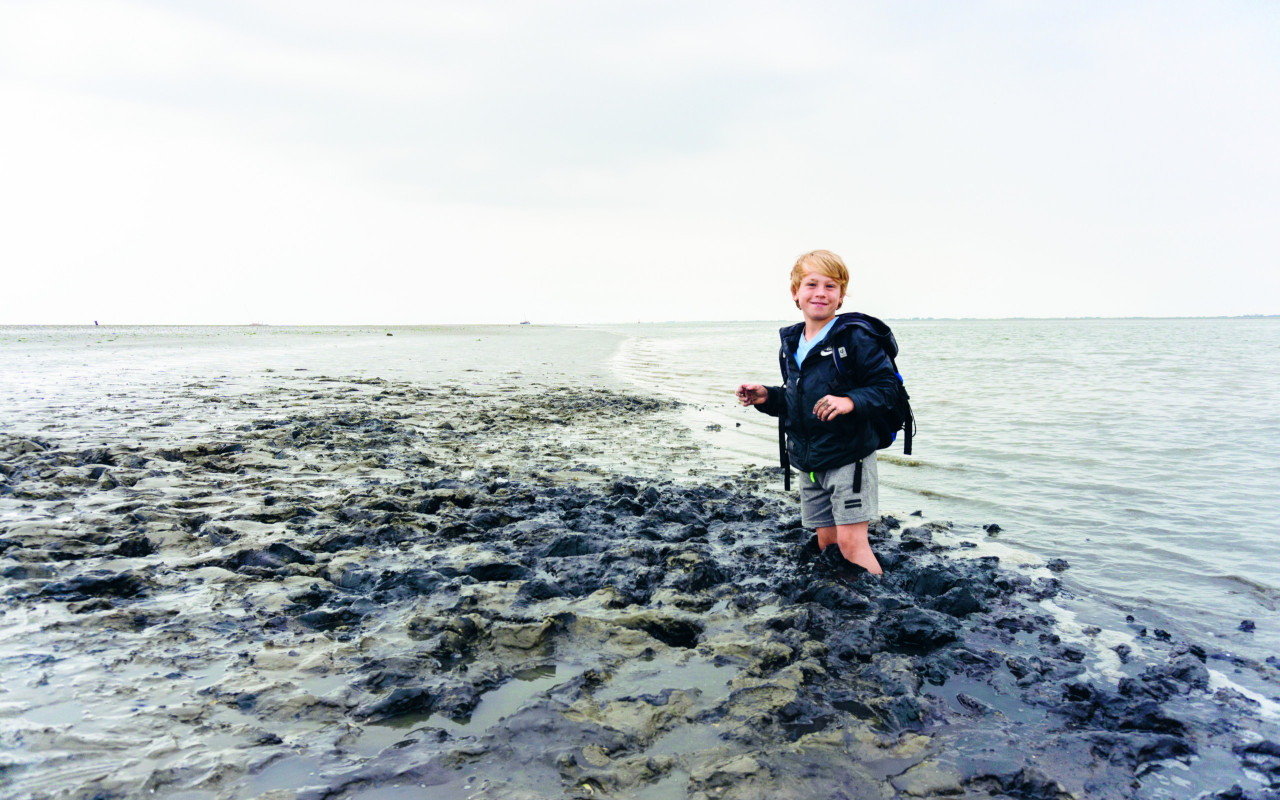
841;329;899;416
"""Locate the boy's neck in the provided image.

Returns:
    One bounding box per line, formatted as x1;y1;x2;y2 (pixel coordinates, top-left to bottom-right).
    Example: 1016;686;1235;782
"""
803;316;835;341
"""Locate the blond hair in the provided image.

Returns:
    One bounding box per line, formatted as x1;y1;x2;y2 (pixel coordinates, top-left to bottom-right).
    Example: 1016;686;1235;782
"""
789;250;849;295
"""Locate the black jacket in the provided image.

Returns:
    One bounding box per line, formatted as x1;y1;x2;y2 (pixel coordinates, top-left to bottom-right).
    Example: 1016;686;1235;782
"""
756;313;901;472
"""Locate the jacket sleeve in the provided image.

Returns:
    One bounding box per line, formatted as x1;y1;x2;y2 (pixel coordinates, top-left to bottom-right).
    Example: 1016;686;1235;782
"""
755;385;786;418
841;329;899;418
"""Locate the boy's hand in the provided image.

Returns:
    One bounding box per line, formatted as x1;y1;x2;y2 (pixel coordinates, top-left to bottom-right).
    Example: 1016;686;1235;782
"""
736;384;768;406
813;395;853;421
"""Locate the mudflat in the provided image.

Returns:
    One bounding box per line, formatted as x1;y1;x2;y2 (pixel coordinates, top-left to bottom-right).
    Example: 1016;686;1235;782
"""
1;370;1274;799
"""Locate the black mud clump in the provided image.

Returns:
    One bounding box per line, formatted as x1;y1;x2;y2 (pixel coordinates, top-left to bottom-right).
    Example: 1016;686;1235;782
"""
37;570;151;601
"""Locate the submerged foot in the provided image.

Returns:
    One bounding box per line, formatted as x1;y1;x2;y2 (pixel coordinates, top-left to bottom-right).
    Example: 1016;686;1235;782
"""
815;545;874;581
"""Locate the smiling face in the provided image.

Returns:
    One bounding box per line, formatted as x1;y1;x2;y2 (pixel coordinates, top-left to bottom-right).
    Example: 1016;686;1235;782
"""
792;270;845;326
788;250;850;329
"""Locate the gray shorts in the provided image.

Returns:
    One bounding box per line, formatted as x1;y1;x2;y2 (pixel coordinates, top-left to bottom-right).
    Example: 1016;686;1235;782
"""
798;454;878;527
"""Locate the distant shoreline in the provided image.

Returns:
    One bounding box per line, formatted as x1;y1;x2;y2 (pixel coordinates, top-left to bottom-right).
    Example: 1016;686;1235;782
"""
1;314;1278;328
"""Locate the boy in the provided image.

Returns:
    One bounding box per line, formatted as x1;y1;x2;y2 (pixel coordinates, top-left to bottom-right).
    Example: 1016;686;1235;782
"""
737;250;901;575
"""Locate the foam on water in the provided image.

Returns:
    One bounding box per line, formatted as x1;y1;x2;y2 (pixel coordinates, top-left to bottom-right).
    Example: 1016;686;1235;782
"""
1210;670;1280;721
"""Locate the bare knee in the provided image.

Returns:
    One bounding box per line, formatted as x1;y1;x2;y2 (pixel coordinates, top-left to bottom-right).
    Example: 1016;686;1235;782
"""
836;522;869;550
835;522;882;575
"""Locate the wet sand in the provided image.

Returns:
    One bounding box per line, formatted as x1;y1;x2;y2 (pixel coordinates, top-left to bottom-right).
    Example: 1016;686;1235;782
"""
2;370;1277;799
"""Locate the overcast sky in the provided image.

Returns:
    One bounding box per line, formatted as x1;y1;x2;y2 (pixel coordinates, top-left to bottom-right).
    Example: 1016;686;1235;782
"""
2;1;1277;324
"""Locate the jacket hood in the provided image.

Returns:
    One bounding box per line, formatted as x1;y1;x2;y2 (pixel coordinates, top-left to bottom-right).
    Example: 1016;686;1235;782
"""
778;311;890;340
782;313;852;341
780;312;896;356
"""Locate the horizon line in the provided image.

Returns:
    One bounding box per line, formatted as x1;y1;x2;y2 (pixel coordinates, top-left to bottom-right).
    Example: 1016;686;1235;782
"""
2;313;1278;328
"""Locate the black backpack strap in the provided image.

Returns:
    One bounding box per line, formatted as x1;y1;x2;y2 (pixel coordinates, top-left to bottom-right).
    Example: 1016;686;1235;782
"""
779;417;790;491
903;396;914;456
829;322;879;386
777;344;791;491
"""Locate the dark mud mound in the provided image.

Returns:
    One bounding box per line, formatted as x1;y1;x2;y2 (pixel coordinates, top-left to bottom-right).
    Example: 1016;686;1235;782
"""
1;378;1277;800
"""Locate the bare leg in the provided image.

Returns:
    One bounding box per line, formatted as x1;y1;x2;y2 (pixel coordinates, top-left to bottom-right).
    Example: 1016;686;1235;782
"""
816;525;838;553
817;522;882;575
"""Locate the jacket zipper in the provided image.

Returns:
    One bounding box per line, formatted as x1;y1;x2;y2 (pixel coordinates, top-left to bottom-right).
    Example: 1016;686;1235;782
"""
788;327;844;471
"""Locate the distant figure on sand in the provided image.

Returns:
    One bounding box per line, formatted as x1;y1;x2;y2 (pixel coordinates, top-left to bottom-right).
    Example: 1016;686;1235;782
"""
737;250;902;575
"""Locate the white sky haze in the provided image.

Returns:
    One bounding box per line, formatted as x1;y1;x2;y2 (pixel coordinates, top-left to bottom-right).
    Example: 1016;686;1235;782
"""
1;1;1277;324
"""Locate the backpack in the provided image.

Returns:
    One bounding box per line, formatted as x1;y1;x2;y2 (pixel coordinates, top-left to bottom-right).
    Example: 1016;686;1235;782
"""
832;313;914;456
775;312;915;489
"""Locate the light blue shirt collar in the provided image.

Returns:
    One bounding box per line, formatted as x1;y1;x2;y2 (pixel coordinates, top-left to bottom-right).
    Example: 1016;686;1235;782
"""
794;317;837;369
